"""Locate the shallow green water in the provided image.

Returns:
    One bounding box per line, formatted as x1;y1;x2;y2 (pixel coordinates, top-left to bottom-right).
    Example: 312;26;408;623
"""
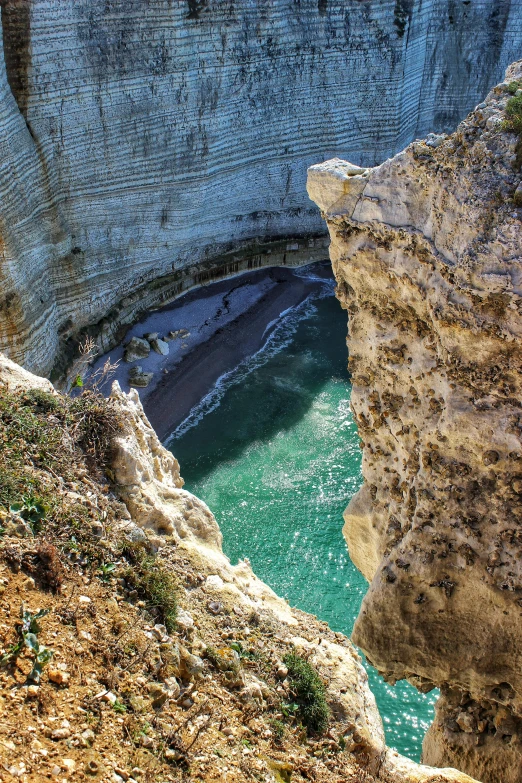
168;278;437;760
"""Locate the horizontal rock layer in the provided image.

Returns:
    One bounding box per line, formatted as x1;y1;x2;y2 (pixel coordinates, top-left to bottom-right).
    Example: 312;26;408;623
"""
307;61;522;783
1;1;522;377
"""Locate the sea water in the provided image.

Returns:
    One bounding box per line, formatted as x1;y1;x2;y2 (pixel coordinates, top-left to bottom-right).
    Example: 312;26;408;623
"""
167;272;437;760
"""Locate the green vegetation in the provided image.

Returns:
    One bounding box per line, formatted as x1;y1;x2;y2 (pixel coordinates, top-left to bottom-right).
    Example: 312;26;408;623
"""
269;718;286;741
0;604;53;683
120;542;178;633
9;495;47;534
282;651;330;734
0;386;124;572
503;82;522;169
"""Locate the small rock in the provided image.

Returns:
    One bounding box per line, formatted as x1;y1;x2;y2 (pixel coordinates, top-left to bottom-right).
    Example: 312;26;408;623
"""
456;712;475;733
51;728;71;741
48;669;70;687
205;574;224;590
150;337;169;356
26;684;39;698
124;337;151;363
143;332;158;341
176;608;194;632
164;748;183;761
78;595;91;603
141;735;154;748
513;182;522;207
164;677;181;699
207;600;222;615
23;576;36;590
51;765;62;776
276;664;288;680
152;624;169;642
80;729;95;747
181;697;194;709
114;768;129;782
128;366;154;388
61;759;76;774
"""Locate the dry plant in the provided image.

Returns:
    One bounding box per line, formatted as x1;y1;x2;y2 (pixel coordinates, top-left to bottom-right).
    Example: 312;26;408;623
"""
73;337;120;394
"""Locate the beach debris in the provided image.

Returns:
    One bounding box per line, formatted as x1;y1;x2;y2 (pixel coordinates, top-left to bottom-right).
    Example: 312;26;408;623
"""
123;337;150;363
128;366;154;388
150;337;169;356
167;329;190;340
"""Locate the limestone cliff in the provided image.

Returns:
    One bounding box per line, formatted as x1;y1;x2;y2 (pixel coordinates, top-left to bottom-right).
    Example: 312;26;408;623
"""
1;1;521;378
307;61;522;783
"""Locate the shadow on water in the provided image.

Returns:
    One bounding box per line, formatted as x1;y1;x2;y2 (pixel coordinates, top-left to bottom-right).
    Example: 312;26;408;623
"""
177;329;349;484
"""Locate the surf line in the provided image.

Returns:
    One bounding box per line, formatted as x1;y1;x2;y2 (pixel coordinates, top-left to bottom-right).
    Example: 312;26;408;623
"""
166;279;335;444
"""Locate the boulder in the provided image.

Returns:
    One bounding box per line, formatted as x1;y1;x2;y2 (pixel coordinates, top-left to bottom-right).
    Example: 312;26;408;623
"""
128;366;153;388
123;337;150;363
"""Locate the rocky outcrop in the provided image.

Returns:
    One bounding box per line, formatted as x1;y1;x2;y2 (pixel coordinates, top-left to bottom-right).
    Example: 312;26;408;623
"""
307;61;522;782
108;374;477;783
0;351;477;782
1;2;522;379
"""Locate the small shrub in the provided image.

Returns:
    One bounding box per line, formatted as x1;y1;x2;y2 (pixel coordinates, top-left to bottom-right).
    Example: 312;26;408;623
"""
0;604;54;683
269;718;286;741
120;542;178;633
503;91;522;169
282;651;329;734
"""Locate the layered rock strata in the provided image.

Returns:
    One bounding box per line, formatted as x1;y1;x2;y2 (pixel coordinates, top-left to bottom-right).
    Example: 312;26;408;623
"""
1;1;522;378
307;61;522;783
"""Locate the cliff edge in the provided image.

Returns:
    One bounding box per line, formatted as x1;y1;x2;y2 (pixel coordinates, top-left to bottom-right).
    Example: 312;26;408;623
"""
307;61;522;783
0;355;477;783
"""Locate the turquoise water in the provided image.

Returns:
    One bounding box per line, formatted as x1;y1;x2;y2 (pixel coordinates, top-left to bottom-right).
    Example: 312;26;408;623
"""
167;274;437;760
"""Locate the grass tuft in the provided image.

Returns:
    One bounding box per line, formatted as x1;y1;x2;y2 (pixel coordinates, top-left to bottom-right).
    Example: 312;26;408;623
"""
119;542;178;633
282;651;329;734
502;87;522;169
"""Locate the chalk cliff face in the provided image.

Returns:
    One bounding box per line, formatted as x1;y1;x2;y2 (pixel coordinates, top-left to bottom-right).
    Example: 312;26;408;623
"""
1;1;522;378
307;61;522;783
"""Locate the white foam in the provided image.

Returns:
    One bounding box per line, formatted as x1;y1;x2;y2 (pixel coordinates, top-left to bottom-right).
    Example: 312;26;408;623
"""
166;278;335;443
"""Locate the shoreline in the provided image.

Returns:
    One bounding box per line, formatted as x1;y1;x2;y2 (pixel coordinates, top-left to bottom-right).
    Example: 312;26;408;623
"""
91;262;334;441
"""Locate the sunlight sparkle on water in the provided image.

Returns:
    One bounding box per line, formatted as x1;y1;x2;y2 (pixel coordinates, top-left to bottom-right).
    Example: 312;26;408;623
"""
169;282;438;761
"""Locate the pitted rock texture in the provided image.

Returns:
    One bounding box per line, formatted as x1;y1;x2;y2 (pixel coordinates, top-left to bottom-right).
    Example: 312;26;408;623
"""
106;366;477;783
1;1;522;378
307;61;522;783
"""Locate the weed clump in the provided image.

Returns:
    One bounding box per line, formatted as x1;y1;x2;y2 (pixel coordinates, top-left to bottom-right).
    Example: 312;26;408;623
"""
503;83;522;169
120;542;178;633
283;651;329;734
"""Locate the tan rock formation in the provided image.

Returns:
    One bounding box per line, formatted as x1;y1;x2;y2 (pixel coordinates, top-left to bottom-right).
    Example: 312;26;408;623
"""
107;372;476;783
307;61;522;783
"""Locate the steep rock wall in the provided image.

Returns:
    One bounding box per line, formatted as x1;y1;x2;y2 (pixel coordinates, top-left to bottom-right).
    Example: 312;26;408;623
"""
1;0;522;377
307;61;522;783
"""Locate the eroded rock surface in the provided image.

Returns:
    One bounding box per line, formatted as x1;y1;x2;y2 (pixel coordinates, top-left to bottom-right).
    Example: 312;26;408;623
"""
1;1;521;378
307;61;522;783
